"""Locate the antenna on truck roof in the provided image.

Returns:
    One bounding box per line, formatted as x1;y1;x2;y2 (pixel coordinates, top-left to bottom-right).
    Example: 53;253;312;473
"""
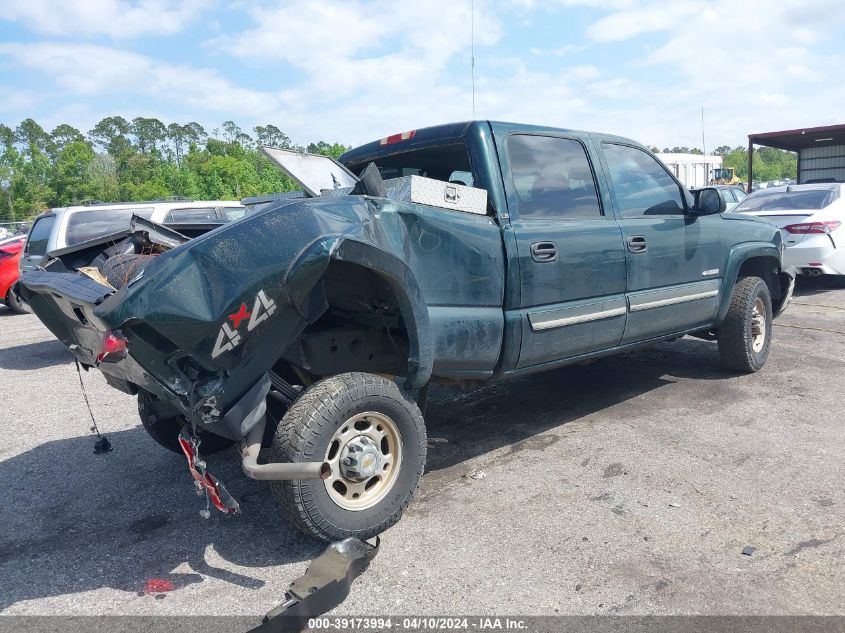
471;0;476;118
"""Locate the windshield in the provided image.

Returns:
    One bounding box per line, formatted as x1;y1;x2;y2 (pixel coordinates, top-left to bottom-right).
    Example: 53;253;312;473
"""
734;189;837;213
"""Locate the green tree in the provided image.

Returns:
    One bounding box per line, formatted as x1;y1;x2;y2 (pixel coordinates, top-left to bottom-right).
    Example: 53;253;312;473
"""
0;124;20;221
254;124;291;148
306;141;350;159
12;119;54;216
50;124;85;161
131;117;167;154
0;116;346;216
89;116;132;157
51;139;97;204
86;154;120;202
166;123;189;164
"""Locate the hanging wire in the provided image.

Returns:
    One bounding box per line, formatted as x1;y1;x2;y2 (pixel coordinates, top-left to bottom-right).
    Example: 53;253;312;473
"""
75;359;112;453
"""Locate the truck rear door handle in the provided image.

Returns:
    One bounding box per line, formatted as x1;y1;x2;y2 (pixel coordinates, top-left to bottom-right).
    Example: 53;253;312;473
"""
530;241;558;262
626;235;647;253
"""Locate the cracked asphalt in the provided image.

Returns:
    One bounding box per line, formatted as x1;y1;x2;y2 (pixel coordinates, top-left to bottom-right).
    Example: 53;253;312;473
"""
1;276;843;618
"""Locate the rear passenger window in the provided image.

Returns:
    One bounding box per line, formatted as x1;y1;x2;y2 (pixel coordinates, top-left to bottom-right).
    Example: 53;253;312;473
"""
165;207;219;223
602;143;685;217
26;215;56;256
507;135;602;219
65;208;154;245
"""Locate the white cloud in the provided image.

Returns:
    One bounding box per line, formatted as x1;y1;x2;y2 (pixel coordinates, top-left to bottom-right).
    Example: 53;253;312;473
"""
0;43;280;119
530;44;586;57
587;77;639;99
0;87;39;115
209;0;501;100
569;0;845;147
0;0;211;38
508;0;634;8
1;0;844;152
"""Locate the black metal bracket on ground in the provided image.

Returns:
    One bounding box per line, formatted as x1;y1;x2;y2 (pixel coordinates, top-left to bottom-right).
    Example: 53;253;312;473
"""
247;537;380;633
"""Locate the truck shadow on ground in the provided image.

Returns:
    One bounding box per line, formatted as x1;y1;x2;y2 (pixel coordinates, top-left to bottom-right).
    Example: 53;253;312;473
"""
0;338;74;371
0;428;324;612
0;335;726;612
423;336;728;475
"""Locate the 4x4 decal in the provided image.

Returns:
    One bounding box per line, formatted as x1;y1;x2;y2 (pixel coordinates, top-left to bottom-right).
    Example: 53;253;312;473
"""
211;290;277;359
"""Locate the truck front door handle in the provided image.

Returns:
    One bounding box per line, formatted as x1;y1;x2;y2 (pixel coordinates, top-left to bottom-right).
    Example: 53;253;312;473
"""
530;241;558;262
626;235;647;253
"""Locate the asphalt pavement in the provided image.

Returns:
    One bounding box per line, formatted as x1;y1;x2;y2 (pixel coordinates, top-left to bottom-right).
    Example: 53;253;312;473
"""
1;276;843;617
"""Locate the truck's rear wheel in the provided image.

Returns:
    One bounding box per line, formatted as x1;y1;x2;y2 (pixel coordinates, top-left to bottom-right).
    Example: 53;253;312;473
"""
271;373;426;542
717;276;772;372
137;390;235;455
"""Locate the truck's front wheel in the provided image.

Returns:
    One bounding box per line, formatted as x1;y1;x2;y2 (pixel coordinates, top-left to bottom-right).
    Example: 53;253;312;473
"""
271;373;426;542
717;276;773;372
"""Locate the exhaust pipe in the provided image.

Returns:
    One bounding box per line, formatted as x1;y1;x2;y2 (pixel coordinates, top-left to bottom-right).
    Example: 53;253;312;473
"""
805;268;823;277
241;415;331;481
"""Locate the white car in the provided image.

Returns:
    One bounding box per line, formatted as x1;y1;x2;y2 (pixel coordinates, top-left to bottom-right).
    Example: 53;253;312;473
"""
733;184;844;276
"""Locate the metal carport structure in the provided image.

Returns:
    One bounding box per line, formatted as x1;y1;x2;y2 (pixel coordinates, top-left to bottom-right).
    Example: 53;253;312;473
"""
748;123;845;192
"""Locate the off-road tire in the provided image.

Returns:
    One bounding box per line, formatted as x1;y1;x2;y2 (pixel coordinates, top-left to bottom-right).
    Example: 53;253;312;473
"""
717;276;772;373
271;373;427;542
5;289;27;314
100;253;156;289
137;389;235;455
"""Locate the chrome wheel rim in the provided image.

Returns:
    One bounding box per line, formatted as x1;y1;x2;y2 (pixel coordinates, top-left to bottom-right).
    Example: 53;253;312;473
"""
751;297;767;353
323;412;403;511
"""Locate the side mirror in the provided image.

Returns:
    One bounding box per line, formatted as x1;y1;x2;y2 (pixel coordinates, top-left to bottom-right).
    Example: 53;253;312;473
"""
693;188;726;215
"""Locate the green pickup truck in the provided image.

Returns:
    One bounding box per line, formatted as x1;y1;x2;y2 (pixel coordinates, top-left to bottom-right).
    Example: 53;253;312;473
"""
19;121;794;542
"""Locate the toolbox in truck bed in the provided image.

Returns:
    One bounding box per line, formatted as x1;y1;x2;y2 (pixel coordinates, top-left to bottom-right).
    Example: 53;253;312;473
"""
383;175;488;215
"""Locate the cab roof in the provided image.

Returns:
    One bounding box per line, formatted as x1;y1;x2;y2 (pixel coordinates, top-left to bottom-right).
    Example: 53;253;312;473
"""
340;120;643;167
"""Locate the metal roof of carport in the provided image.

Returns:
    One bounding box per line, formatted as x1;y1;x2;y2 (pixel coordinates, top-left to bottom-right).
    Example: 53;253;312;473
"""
746;123;845;191
749;123;845;151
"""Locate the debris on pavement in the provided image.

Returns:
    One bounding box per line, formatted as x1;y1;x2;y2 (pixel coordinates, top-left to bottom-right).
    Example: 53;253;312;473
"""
249;537;380;633
93;436;112;454
143;578;176;594
741;546;757;556
178;429;240;516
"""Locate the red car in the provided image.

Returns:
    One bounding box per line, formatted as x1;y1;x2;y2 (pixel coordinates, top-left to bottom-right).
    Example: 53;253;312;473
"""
0;236;27;313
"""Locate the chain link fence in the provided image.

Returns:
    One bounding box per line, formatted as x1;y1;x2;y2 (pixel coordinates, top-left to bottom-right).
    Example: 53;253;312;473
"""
0;221;31;240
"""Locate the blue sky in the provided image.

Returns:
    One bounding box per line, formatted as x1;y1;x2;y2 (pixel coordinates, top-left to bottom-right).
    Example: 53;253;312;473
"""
1;0;843;149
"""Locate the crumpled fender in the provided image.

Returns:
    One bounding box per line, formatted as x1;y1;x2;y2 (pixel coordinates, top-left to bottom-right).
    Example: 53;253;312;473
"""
285;236;433;389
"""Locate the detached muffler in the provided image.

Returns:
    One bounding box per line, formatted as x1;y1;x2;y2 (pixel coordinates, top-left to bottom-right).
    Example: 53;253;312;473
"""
241;414;331;481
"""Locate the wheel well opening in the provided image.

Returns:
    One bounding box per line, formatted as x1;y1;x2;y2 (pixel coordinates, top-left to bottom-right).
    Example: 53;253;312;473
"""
738;256;782;300
280;261;410;380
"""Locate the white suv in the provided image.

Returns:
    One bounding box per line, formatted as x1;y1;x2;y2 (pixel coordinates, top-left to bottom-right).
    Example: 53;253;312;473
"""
20;199;245;273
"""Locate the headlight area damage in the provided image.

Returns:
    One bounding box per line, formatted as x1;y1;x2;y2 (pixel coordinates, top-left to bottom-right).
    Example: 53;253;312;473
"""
18;189;433;521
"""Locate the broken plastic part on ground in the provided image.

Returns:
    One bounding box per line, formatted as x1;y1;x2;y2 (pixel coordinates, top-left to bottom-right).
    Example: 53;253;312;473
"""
247;537;380;633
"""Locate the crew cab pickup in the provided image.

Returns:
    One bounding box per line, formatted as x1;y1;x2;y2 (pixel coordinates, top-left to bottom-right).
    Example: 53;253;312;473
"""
19;121;794;542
